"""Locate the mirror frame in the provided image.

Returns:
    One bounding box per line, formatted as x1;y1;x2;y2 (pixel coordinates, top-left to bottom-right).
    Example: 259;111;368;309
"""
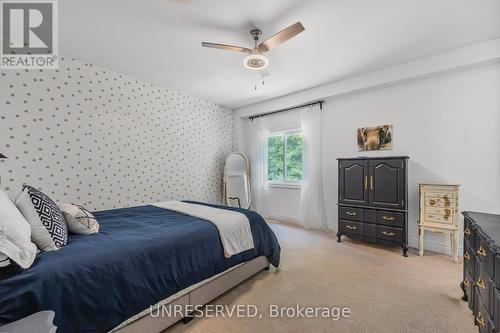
223;153;251;209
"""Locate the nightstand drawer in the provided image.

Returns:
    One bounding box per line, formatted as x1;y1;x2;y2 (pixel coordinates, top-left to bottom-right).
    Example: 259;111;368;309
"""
423;213;453;225
376;225;402;243
425;206;454;216
375;210;404;228
339;220;363;236
425;191;456;200
424;194;455;208
339;207;363;222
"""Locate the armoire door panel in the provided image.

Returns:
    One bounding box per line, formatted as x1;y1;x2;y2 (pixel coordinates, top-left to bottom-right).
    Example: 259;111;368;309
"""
339;160;368;205
368;159;405;209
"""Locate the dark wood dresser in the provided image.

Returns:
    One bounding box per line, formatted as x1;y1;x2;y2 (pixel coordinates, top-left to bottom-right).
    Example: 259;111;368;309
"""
337;156;409;256
461;211;500;333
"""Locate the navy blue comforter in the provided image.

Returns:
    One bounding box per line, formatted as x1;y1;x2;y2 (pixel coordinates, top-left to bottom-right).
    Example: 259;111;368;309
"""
0;202;280;332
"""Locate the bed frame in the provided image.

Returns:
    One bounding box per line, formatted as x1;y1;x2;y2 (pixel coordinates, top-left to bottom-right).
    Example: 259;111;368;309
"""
0;257;270;333
112;256;270;333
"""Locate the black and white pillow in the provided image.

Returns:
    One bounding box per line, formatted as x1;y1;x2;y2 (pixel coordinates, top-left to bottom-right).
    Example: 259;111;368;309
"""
60;203;99;235
16;185;68;251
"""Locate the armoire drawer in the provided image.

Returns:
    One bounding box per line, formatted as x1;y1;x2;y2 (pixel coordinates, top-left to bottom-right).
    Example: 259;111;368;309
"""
376;225;402;243
375;210;404;228
339;220;363;236
339;207;363;222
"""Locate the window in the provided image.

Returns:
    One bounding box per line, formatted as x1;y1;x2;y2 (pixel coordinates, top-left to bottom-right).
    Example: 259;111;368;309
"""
267;130;303;184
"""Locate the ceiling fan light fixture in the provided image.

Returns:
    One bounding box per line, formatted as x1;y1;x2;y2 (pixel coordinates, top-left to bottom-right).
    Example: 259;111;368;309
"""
243;54;268;70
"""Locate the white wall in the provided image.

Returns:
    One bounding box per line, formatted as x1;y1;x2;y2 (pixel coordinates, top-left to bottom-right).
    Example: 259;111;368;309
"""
0;56;233;210
323;63;500;253
236;62;500;253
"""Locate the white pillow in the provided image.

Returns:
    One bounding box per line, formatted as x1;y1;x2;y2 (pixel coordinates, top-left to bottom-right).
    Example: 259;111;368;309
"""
0;189;37;268
60;204;99;235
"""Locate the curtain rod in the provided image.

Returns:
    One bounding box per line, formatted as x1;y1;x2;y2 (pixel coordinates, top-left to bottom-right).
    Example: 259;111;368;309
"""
248;100;324;121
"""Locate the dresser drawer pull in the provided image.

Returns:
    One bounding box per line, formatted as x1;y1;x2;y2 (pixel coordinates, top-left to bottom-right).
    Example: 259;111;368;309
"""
345;225;358;230
382;231;396;236
477;278;486;289
477;247;487;257
464;252;470;260
382;215;396;221
464;228;471;235
345;211;357;216
476;312;486;327
463;279;471;287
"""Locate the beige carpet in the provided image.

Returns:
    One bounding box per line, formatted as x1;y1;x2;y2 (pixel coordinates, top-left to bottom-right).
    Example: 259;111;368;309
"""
166;221;476;333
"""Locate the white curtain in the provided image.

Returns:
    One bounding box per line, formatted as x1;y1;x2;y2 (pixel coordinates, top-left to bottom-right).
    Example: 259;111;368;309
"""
300;107;328;230
249;118;269;216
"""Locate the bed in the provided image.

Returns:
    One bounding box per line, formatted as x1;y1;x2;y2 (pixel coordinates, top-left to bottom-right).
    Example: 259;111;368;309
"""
0;201;280;333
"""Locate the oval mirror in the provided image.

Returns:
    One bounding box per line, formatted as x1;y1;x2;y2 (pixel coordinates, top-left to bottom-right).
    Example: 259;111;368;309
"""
223;153;251;209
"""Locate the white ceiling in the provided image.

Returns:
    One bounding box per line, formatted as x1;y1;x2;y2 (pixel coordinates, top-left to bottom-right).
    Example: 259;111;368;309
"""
60;0;500;109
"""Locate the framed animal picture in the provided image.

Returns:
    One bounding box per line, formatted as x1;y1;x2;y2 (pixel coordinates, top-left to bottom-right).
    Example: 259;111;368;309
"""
357;124;393;151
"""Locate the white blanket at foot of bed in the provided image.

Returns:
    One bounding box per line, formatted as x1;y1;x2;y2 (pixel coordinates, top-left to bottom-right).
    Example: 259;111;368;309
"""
152;201;255;257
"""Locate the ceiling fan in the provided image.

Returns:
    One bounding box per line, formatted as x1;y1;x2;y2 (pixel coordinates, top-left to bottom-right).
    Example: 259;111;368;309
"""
202;22;305;76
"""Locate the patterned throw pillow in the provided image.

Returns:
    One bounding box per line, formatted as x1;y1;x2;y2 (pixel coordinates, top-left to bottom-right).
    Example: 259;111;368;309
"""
16;185;68;251
60;203;99;235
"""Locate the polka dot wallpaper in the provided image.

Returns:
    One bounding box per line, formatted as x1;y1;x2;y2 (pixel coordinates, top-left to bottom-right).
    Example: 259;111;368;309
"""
0;56;233;211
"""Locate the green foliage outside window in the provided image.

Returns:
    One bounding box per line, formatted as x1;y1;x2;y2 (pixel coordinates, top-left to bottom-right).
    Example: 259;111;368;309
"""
267;132;303;183
267;135;284;182
286;133;303;182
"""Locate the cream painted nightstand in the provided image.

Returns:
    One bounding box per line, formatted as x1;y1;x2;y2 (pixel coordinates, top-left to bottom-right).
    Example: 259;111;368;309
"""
418;184;460;263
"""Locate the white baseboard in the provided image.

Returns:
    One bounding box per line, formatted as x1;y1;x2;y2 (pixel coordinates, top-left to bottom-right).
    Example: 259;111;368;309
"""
408;237;462;255
267;215;302;226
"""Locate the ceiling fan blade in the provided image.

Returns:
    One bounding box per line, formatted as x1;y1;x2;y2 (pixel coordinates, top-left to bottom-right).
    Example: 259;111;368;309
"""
258;22;305;53
202;42;251;53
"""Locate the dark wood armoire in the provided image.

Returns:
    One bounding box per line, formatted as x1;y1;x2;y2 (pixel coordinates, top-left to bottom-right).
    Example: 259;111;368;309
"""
337;156;409;256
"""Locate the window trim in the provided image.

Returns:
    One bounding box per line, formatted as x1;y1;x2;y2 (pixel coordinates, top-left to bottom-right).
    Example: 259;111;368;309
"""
266;128;303;187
